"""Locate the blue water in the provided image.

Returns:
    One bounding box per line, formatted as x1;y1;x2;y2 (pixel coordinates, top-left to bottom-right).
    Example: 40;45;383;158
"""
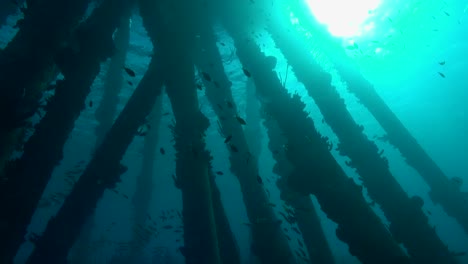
1;1;467;263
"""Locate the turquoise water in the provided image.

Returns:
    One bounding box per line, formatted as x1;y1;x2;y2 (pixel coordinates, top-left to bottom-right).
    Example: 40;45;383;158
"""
1;0;467;263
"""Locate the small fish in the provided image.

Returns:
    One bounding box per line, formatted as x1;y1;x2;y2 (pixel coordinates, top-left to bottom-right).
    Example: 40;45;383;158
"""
88;100;93;108
160;148;165;155
216;171;224;175
451;177;463;186
438;61;445;65
443;11;450;16
124;67;136;77
297;239;304;248
387;17;393;23
220;42;226;46
256;175;263;184
230;144;239;152
285;234;291;241
196;84;203;90
122;194;129;199
214;81;220;88
235;115;247;125
226;101;234;108
242;68;251;77
438;72;445;78
127;81;133;86
292;227;301;234
224;135;232;143
163;112;170;116
178;246;186;257
217;104;223;110
201;72;211;82
163;225;173;229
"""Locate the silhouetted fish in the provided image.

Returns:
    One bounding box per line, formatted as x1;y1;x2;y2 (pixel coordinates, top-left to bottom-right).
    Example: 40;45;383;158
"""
438;72;445;78
201;72;211;81
242;68;251;77
124;67;135;77
216;171;224;175
160;148;165;155
438;61;445;65
257;175;263;184
224;135;232;143
230;144;239;152
236;115;246;125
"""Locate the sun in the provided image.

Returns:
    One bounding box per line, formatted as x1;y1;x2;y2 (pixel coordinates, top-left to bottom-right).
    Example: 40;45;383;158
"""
305;0;382;37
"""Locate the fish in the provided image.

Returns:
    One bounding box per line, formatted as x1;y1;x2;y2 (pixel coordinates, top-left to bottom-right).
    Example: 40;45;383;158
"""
224;135;232;143
438;72;445;78
443;11;450;16
451;177;463;186
292;227;301;234
127;81;133;86
256;175;263;184
226;101;234;108
220;42;226;46
163;225;173;229
122;194;129;199
196;84;203;90
163;112;170;116
297;239;304;248
242;68;252;77
178;246;186;257
160;148;165;155
235;115;247;125
214;81;220;88
438;61;445;65
89;100;93;108
201;72;211;81
124;67;136;77
216;171;224;175
230;144;239;152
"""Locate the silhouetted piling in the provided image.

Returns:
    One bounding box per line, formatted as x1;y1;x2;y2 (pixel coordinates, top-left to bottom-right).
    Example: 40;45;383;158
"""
195;26;296;264
261;112;335;264
0;1;126;262
226;24;409;263
95;16;131;145
268;11;455;263
71;17;132;264
0;0;91;135
139;1;222;263
208;172;242;264
292;0;468;236
26;49;164;264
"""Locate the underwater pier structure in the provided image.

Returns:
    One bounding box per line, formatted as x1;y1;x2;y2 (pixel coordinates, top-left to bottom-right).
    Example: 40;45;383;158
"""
0;0;466;264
